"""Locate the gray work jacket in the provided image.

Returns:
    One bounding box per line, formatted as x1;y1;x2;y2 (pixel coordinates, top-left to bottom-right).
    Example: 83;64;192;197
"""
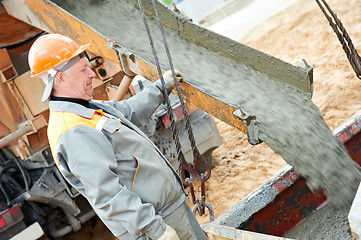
48;81;186;239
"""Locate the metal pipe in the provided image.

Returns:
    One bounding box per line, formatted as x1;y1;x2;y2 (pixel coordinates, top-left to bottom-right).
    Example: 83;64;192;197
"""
112;75;135;101
89;56;104;69
0;124;32;148
49;210;96;238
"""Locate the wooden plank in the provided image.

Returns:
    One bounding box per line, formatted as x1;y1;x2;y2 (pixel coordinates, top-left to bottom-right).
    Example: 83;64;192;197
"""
203;223;293;240
14;72;49;116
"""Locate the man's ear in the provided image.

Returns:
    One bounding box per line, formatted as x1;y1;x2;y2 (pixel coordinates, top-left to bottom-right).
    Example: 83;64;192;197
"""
55;72;64;85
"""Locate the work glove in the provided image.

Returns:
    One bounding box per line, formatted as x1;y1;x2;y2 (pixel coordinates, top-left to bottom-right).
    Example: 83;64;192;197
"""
163;69;183;89
157;224;180;240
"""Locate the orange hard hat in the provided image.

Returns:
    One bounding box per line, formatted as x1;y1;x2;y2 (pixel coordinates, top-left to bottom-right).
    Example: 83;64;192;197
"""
28;33;90;76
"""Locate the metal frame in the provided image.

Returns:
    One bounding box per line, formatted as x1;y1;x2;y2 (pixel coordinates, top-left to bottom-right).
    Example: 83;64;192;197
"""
3;0;313;144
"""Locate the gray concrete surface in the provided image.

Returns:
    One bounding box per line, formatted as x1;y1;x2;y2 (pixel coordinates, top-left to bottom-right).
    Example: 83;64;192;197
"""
285;203;353;240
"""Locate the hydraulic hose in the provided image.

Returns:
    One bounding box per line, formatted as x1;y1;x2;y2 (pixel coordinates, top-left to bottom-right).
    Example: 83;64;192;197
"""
0;166;13;206
1;148;31;191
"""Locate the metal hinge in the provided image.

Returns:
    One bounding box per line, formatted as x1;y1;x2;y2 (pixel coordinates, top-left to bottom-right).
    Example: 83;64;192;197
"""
233;108;261;145
106;40;137;77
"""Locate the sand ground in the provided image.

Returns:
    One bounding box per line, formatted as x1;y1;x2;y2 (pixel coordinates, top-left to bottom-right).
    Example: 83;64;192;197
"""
64;0;361;239
198;0;361;224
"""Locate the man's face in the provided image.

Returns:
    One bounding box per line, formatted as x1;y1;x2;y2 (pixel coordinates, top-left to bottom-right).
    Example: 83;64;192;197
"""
60;57;96;101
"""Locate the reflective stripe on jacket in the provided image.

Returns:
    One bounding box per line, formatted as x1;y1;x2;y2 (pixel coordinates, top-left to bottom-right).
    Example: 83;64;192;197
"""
48;81;186;239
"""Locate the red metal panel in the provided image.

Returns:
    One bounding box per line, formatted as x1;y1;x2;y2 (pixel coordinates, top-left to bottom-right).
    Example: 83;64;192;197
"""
335;112;361;167
343;132;361;167
239;179;327;236
334;111;361;145
272;169;298;194
235;110;361;236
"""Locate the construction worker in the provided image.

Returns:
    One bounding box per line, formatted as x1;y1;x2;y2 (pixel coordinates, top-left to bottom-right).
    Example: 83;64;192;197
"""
28;33;207;240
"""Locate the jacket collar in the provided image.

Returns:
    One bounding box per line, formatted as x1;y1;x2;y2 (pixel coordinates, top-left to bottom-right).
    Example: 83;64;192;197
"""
49;100;97;119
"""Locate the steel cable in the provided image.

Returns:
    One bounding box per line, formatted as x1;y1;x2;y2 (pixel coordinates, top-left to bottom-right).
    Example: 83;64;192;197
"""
136;0;197;185
149;0;211;181
315;0;361;79
136;0;213;218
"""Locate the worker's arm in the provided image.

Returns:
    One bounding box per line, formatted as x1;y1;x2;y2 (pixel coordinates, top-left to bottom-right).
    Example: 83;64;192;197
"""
110;80;169;127
103;70;183;127
56;126;166;239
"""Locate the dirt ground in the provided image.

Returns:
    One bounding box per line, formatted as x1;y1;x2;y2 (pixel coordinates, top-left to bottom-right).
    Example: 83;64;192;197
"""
64;0;361;238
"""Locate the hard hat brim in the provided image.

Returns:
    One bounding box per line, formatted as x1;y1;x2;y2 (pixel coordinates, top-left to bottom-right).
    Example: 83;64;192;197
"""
32;43;90;77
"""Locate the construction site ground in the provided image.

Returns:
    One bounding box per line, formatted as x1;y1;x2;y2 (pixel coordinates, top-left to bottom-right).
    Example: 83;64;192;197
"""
64;0;361;239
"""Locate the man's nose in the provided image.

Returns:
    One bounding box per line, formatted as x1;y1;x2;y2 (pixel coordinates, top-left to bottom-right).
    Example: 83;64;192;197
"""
89;69;96;78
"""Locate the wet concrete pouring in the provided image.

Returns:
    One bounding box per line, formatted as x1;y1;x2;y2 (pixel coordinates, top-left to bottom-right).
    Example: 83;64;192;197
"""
51;0;361;239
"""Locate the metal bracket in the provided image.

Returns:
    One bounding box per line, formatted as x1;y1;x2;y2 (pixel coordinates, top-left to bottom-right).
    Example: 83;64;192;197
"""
24;168;81;216
106;40;137;77
0;48;18;82
233;108;261;145
298;58;314;97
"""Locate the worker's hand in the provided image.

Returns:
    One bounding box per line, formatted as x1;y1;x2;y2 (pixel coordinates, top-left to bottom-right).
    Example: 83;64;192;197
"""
163;69;183;89
157;224;180;240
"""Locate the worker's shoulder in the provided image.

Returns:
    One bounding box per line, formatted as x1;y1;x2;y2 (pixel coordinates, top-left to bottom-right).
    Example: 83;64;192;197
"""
48;111;103;140
50;110;101;127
